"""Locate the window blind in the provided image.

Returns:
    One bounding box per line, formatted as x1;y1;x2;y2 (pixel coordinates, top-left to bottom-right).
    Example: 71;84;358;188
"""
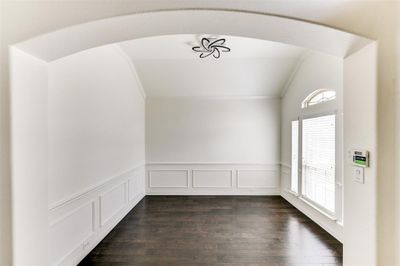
301;115;335;212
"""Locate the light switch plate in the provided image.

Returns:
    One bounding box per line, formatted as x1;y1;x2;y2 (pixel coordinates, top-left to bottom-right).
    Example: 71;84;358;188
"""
353;167;364;184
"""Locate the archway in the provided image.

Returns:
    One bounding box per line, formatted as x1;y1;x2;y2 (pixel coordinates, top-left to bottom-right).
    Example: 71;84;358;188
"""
10;9;377;265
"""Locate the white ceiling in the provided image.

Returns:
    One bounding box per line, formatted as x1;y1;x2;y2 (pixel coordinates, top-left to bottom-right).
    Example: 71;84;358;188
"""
118;34;308;98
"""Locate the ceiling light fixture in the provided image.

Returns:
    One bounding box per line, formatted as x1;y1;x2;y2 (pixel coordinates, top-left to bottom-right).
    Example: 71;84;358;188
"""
192;37;231;59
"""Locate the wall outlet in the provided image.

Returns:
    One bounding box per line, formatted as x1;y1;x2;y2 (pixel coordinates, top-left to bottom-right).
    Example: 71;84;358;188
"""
82;241;90;250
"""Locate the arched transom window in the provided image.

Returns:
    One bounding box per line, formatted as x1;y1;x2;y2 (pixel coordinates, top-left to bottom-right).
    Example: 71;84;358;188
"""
301;89;336;109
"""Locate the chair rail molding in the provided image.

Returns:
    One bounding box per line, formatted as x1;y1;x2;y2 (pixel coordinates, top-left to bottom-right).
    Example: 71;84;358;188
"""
48;164;145;266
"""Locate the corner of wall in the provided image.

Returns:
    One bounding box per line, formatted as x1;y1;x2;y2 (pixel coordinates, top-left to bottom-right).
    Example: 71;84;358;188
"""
280;50;313;99
112;44;147;101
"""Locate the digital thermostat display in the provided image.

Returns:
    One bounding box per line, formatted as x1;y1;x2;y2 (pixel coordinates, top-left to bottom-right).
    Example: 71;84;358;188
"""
351;150;369;167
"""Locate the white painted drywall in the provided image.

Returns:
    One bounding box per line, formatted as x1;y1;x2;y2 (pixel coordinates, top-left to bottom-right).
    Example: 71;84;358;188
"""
146;97;280;164
10;48;49;266
146;97;281;196
280;52;344;240
48;45;145;205
281;52;343;164
343;42;377;266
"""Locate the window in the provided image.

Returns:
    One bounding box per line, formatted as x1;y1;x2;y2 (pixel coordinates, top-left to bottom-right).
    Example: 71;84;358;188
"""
290;88;339;218
291;120;299;193
302;115;335;213
301;89;336;109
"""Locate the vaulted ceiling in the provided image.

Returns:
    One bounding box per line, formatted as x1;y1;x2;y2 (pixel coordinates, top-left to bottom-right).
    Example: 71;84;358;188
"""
118;35;308;98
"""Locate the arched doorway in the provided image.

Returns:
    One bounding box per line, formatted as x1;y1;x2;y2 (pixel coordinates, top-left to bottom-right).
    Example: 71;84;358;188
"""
10;9;377;265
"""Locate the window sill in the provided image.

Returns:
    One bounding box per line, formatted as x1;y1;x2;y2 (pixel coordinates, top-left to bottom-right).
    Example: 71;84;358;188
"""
284;189;337;222
286;189;299;197
298;196;337;221
335;220;343;227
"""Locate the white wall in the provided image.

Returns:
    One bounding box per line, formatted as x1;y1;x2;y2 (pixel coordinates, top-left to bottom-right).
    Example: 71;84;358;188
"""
47;45;146;265
48;45;145;205
146;97;280;163
343;43;377;266
280;52;344;241
10;48;49;266
146;97;281;195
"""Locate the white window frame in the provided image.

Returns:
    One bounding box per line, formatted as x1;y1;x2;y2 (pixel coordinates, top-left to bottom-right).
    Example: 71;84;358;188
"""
301;89;336;109
291;120;299;194
290;107;342;222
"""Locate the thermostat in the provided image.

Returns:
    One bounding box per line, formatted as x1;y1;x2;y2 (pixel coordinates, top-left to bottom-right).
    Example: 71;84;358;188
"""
351;150;369;167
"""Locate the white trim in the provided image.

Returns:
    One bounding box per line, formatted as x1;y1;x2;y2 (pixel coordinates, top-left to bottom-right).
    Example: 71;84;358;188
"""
49;200;95;229
192;169;234;188
49;172;145;266
99;182;128;227
301;89;337;109
49;163;145;211
146;189;280;196
281;190;343;242
146;163;281;195
237;169;279;188
146;162;280;166
147;95;280;100
286;189;298;197
49;200;96;266
283;190;337;222
298;195;336;221
127;176;144;202
148;169;190;188
300;109;338;120
64;192;145;266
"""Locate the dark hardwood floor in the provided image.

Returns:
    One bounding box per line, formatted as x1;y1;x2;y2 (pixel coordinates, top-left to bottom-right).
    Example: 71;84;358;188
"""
79;196;342;266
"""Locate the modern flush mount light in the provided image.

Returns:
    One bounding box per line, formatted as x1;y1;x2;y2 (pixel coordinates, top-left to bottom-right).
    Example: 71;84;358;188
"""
192;37;231;59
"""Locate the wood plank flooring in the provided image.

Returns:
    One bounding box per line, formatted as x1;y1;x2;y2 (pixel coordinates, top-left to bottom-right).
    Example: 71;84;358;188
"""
79;196;342;266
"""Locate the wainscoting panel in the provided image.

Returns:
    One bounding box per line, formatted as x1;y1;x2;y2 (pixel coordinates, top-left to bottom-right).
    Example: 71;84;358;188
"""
49;201;95;266
48;164;145;266
192;170;233;188
128;168;145;202
99;182;127;227
149;169;189;188
280;164;291;192
146;163;280;195
237;170;279;188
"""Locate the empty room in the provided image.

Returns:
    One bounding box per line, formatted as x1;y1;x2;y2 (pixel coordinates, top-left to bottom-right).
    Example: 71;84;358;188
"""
2;2;400;266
